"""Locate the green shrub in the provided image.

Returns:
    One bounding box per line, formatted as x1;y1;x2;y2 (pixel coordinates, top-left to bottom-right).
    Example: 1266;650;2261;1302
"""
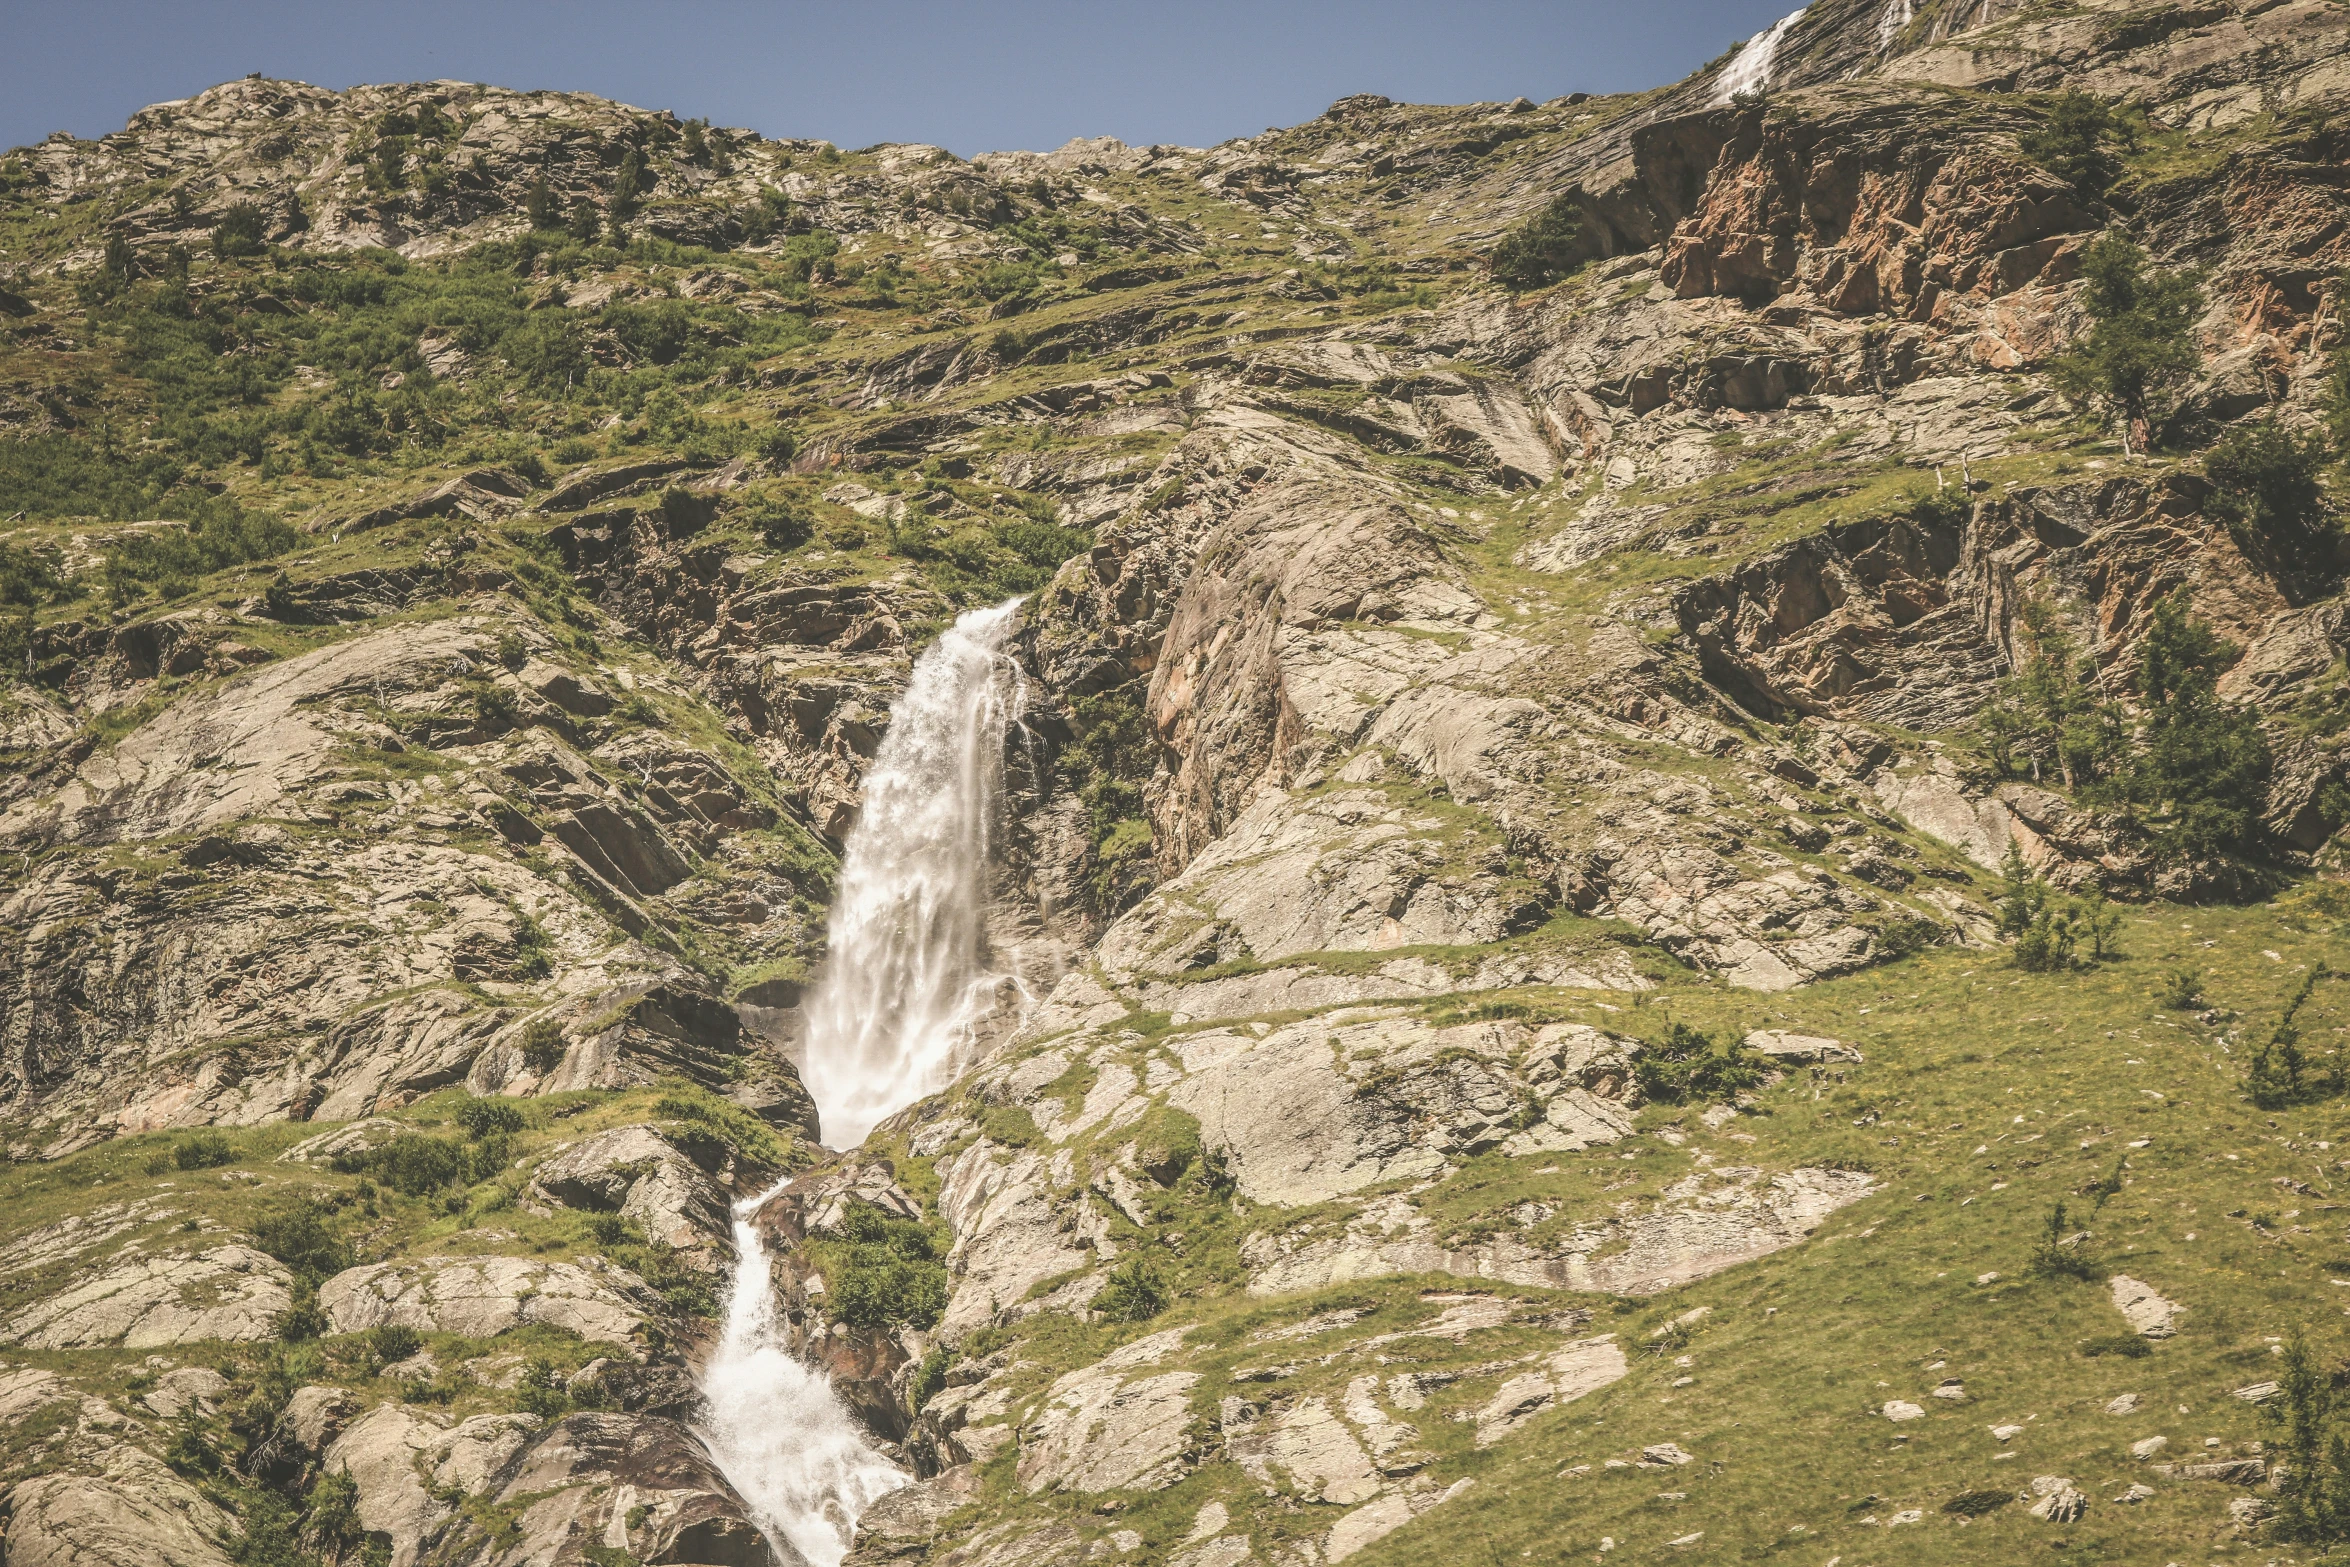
2078;1333;2152;1359
455;1096;530;1139
518;1354;570;1417
821;1201;949;1330
173;1131;237;1170
2020;91;2136;194
2051;232;2202;449
2267;1332;2350;1544
1978;598;2126;787
519;1015;568;1074
2157;967;2204;1009
609;148;646;219
1062;688;1157;916
2206;419;2335;561
1633;1023;1768;1105
587;1213;640;1249
2028;1200;2101;1281
211;202;267;258
273;1288;330;1344
1490;194;1588;290
372;1133;468;1195
2248;965;2342;1110
367;1323;424;1369
749;495;812;549
654;1088;788;1167
251;1200;350;1284
911;1345;950;1411
1093;1256;1170;1322
976;1102;1040;1148
2120;592;2271;860
0;537;66;609
302;1468;366;1560
163;1412;219;1476
100;498;296;605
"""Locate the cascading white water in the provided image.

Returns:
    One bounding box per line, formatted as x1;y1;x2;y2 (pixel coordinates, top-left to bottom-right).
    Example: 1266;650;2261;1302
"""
700;1192;909;1567
1712;5;1809;103
697;599;1029;1567
797;596;1029;1149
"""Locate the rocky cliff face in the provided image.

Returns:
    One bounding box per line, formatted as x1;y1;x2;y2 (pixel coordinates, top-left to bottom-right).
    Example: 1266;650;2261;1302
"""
3;2;2350;1563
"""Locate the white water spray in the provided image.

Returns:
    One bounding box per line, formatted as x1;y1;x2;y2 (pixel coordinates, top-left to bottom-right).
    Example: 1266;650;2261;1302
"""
697;600;1029;1566
700;1190;908;1567
797;596;1029;1150
1713;5;1809;103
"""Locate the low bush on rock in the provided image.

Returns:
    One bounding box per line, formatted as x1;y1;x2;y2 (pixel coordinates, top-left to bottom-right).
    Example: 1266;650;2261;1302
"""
1633;1023;1768;1105
1093;1256;1170;1322
1490;194;1587;290
818;1200;949;1331
174;1131;238;1170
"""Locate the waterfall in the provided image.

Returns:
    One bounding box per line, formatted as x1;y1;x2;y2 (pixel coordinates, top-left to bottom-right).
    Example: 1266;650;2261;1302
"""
1712;5;1809;102
700;1192;909;1567
798;596;1029;1150
697;599;1029;1567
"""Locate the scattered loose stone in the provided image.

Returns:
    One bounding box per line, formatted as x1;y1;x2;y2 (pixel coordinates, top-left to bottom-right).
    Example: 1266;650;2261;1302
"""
2027;1476;2087;1523
1991;1424;2023;1441
2108;1275;2182;1338
2130;1436;2168;1460
1640;1443;1695;1467
2112;1482;2156;1504
2231;1381;2282;1404
2180;1459;2267;1485
1882;1401;1925;1422
1742;1030;1863;1065
1931;1379;1966;1401
2231;1496;2278;1530
2105;1392;2141;1415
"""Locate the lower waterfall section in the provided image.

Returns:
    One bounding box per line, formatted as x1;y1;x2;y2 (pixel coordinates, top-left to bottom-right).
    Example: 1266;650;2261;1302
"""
698;599;1030;1565
699;1194;908;1567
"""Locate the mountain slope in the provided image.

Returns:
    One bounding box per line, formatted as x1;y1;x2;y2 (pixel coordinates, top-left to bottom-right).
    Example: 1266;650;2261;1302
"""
2;1;2349;1563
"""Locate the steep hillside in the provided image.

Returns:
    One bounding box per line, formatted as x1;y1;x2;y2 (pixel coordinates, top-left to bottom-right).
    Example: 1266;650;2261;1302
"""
3;1;2350;1564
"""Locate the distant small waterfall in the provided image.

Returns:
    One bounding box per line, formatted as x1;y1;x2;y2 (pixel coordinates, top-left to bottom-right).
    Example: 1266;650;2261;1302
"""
1713;5;1809;102
797;596;1029;1150
697;599;1029;1566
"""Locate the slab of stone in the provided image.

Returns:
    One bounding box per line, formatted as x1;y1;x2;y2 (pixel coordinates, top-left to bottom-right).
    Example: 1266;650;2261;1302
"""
2108;1274;2182;1338
318;1255;649;1344
2;1245;292;1348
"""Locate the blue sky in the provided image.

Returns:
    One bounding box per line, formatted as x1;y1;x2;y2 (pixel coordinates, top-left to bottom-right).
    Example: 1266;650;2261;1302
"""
2;1;1795;157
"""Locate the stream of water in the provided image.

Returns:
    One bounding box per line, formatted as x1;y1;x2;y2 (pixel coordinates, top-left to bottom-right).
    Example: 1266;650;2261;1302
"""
696;599;1029;1567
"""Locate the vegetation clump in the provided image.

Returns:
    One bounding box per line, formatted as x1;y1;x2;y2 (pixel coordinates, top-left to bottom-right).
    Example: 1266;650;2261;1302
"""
2206;418;2337;567
1093;1255;1171;1321
815;1201;949;1330
2020;90;2139;195
1994;846;2123;971
1490;194;1587;289
1061;688;1156;917
2267;1331;2350;1545
2247;964;2343;1109
1633;1023;1768;1105
2052;232;2202;452
2028;1200;2101;1281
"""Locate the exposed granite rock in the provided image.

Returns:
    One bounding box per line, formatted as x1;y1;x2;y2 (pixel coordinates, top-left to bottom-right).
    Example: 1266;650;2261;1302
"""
2;1246;292;1349
318;1255;652;1343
